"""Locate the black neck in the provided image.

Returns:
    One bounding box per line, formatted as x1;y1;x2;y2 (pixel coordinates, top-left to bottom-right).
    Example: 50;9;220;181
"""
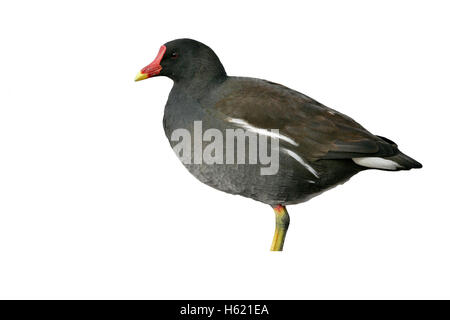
172;63;227;100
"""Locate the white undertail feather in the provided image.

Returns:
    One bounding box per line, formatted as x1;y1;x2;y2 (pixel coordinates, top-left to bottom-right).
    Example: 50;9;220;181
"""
352;157;402;170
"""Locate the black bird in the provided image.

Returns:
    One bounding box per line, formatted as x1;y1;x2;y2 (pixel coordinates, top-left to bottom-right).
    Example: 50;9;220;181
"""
135;38;422;251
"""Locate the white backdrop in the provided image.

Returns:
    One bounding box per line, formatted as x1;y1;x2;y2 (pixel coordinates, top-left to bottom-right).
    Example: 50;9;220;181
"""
0;0;449;299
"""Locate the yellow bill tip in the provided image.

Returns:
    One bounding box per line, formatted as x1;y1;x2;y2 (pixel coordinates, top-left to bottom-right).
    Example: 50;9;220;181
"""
134;71;149;82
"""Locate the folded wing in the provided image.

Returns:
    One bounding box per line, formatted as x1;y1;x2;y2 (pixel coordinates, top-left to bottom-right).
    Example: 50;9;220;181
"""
214;78;398;162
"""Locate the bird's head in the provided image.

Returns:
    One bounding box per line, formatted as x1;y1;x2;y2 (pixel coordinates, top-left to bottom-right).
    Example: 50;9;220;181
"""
135;38;226;83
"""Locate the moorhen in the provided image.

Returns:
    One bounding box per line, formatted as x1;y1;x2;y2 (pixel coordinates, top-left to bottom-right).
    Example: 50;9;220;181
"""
135;39;422;251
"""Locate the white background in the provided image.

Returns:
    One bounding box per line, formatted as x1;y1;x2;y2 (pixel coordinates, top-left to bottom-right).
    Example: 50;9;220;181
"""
0;0;449;299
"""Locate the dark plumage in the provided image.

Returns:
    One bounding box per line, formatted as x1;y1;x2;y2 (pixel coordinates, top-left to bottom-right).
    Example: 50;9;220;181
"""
135;38;422;250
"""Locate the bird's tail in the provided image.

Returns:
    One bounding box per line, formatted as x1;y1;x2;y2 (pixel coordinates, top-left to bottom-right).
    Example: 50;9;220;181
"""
384;151;422;171
352;135;422;171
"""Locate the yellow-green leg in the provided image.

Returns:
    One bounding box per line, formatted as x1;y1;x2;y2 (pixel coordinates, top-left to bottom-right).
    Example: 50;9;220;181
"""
270;205;290;251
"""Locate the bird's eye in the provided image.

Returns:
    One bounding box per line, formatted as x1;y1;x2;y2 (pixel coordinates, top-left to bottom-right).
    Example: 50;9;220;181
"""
171;52;179;58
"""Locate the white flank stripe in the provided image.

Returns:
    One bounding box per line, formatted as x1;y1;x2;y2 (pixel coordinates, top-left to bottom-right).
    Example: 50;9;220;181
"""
352;157;401;170
226;118;299;146
281;148;319;178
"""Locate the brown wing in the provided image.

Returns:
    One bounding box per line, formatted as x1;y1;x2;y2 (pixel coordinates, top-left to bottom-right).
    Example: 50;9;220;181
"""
214;77;397;161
